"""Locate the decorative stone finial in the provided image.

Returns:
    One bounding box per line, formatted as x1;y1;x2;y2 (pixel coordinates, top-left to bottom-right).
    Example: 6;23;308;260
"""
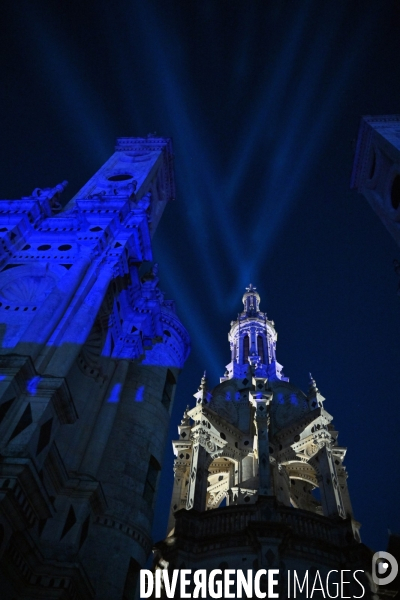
242;284;261;314
199;371;207;390
246;283;257;292
309;373;318;393
196;371;209;405
181;405;191;425
29;180;68;212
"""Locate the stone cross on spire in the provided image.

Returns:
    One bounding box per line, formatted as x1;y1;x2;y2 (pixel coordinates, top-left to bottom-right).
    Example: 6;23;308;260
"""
243;283;260;314
245;283;256;292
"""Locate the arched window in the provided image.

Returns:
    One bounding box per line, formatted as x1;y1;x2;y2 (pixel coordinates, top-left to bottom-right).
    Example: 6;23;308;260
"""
257;335;265;363
243;335;249;363
162;369;176;411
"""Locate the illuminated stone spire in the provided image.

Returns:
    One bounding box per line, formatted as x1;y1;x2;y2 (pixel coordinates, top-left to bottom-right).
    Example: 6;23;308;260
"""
308;372;326;409
221;285;288;382
194;371;209;405
163;282;364;588
163;278;365;597
243;283;260;313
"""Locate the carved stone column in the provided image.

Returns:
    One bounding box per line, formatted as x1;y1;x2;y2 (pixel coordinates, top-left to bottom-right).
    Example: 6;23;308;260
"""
271;459;291;506
168;461;190;532
250;384;273;496
310;443;346;519
186;431;210;512
337;464;353;517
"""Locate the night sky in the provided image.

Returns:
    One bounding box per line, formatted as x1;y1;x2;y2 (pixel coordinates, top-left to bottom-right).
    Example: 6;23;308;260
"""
1;0;400;555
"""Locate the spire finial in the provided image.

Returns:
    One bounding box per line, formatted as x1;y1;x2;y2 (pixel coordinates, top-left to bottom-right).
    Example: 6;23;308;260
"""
245;283;256;293
181;405;191;425
243;284;260;314
309;373;318;393
198;371;207;393
201;371;207;386
196;371;208;405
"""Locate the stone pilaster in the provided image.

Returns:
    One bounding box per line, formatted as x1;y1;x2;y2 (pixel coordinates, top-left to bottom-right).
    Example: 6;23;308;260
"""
310;443;346;519
186;433;210;512
250;382;273;496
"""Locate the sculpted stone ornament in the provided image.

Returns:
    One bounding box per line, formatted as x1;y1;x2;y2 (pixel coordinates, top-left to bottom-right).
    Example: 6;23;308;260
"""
0;274;56;304
30;180;68;212
206;439;216;452
174;465;187;476
305;442;319;458
191;429;211;449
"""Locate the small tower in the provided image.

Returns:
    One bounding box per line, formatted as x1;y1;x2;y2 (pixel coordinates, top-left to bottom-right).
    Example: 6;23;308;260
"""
222;284;287;382
155;286;379;599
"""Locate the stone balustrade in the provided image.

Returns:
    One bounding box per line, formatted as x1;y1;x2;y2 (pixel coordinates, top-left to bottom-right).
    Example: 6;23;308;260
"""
174;500;354;547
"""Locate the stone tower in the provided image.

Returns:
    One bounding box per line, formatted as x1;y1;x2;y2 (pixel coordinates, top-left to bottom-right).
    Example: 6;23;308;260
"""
155;286;379;599
0;137;190;599
351;114;400;247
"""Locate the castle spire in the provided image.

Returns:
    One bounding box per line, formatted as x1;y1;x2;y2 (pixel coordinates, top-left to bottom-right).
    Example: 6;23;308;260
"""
243;283;260;314
194;371;209;405
309;372;318;393
221;286;288;382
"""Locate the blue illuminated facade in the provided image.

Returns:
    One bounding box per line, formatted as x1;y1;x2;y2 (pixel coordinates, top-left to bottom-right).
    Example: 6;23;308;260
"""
0;138;189;599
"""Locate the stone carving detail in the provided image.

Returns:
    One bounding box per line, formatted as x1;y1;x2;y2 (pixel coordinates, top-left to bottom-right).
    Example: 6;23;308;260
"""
0;275;56;304
191;429;214;451
77;320;106;382
206;439;216;452
305;443;319;458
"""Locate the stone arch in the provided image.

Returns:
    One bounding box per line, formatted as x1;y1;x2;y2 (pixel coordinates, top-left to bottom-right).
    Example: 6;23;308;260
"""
206;455;239;510
285;461;322;514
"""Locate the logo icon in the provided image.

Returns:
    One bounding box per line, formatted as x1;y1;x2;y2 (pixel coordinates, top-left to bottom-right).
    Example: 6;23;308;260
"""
372;551;398;586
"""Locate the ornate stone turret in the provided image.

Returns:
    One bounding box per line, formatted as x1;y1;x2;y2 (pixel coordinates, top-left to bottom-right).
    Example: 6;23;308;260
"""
221;284;287;382
156;286;378;600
